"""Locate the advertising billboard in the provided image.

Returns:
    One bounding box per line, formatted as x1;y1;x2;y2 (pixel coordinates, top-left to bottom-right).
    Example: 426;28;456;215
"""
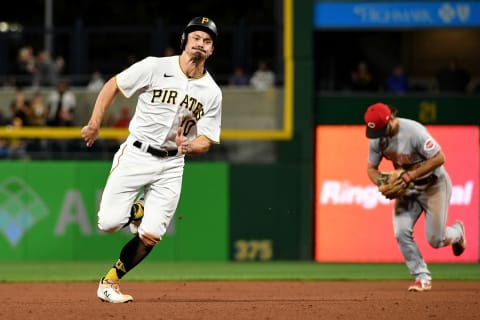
314;2;480;28
0;162;228;261
315;125;478;262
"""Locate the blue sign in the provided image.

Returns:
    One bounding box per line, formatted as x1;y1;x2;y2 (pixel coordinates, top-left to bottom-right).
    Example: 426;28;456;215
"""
314;2;480;28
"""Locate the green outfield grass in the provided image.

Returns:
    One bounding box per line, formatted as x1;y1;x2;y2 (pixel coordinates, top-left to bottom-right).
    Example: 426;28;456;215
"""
0;262;478;282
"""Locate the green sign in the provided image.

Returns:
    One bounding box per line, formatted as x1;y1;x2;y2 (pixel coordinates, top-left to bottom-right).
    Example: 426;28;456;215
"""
0;161;229;261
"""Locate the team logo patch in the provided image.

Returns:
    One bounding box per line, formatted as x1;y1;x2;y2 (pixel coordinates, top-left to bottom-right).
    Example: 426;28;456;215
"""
423;138;437;151
367;122;376;129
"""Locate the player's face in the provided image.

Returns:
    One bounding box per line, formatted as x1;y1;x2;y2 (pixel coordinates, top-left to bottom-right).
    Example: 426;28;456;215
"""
384;117;396;137
186;31;214;59
385;122;392;136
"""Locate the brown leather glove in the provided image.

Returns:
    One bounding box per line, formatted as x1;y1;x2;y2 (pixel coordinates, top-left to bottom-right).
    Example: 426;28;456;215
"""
377;169;414;199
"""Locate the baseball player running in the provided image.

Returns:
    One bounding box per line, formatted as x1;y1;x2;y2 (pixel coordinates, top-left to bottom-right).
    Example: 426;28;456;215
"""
364;102;466;292
81;16;222;303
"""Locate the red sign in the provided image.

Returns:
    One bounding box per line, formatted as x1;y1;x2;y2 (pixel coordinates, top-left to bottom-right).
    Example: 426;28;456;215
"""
315;125;479;262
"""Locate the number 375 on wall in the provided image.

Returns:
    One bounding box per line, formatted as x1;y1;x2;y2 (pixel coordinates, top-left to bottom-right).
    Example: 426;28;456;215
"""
233;239;273;261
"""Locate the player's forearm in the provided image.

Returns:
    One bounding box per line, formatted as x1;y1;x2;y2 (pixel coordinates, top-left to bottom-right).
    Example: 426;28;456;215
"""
185;135;212;155
367;164;380;185
408;151;445;180
88;77;119;129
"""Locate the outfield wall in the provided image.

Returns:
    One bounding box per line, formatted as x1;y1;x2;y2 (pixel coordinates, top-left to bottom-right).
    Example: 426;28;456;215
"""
0;162;229;261
0;160;310;262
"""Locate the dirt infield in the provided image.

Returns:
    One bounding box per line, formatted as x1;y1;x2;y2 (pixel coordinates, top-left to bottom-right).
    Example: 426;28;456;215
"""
1;281;478;320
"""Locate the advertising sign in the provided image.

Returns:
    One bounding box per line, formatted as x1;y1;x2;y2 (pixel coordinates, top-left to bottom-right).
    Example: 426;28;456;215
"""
315;125;478;262
314;2;480;28
0;162;228;261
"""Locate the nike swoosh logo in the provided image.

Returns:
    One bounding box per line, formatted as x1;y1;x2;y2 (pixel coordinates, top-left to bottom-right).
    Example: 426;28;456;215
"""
163;73;174;77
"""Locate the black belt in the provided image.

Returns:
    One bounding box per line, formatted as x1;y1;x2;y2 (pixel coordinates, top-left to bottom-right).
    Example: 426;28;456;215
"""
415;174;437;186
133;141;177;157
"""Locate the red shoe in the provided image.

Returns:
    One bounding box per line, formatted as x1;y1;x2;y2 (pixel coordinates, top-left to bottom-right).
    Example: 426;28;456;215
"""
408;279;432;292
452;220;466;257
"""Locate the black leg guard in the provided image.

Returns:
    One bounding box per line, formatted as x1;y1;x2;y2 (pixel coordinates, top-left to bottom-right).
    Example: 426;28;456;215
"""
115;235;153;279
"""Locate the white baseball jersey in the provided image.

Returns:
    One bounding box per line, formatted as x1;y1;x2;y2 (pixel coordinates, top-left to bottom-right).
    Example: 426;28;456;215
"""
97;55;222;241
116;55;222;150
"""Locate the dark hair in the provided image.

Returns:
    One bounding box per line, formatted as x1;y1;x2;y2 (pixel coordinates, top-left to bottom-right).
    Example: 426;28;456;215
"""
386;104;398;117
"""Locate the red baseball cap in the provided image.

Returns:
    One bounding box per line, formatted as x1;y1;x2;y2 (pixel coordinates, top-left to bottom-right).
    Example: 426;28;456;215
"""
364;102;391;138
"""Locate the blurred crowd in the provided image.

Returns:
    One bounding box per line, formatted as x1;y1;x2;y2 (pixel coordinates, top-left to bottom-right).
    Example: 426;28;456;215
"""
0;45;229;160
346;57;477;95
0;81;82;160
7;45;280;92
0;44;283;159
0;43;476;161
0;45;108;159
5;45;105;91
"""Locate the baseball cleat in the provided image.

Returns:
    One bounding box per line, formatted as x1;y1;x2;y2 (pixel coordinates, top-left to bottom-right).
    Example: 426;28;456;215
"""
452;220;466;256
97;277;133;303
408;279;432;292
129;198;144;234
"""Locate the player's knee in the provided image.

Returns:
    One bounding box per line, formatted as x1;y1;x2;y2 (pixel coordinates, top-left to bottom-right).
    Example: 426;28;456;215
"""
97;206;131;233
97;220;120;233
427;236;443;248
139;232;160;247
97;215;128;233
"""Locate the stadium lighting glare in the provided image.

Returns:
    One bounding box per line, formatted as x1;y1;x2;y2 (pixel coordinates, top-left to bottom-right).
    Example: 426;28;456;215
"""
0;22;9;32
0;22;23;33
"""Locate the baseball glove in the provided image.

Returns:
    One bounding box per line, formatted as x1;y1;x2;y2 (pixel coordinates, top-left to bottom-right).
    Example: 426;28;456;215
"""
377;169;414;199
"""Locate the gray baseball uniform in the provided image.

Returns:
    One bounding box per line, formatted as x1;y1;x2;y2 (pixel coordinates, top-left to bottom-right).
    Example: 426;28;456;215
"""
368;118;463;281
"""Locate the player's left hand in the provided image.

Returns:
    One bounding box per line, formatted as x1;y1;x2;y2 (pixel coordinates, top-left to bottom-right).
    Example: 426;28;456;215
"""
176;127;189;155
377;169;414;199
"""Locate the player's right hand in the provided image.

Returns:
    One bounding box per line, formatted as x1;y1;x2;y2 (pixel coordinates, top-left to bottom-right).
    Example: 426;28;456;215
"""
81;125;99;147
176;127;189;155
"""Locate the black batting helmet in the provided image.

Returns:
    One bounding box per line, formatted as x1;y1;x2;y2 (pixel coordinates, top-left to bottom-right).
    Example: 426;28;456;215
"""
180;17;218;50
